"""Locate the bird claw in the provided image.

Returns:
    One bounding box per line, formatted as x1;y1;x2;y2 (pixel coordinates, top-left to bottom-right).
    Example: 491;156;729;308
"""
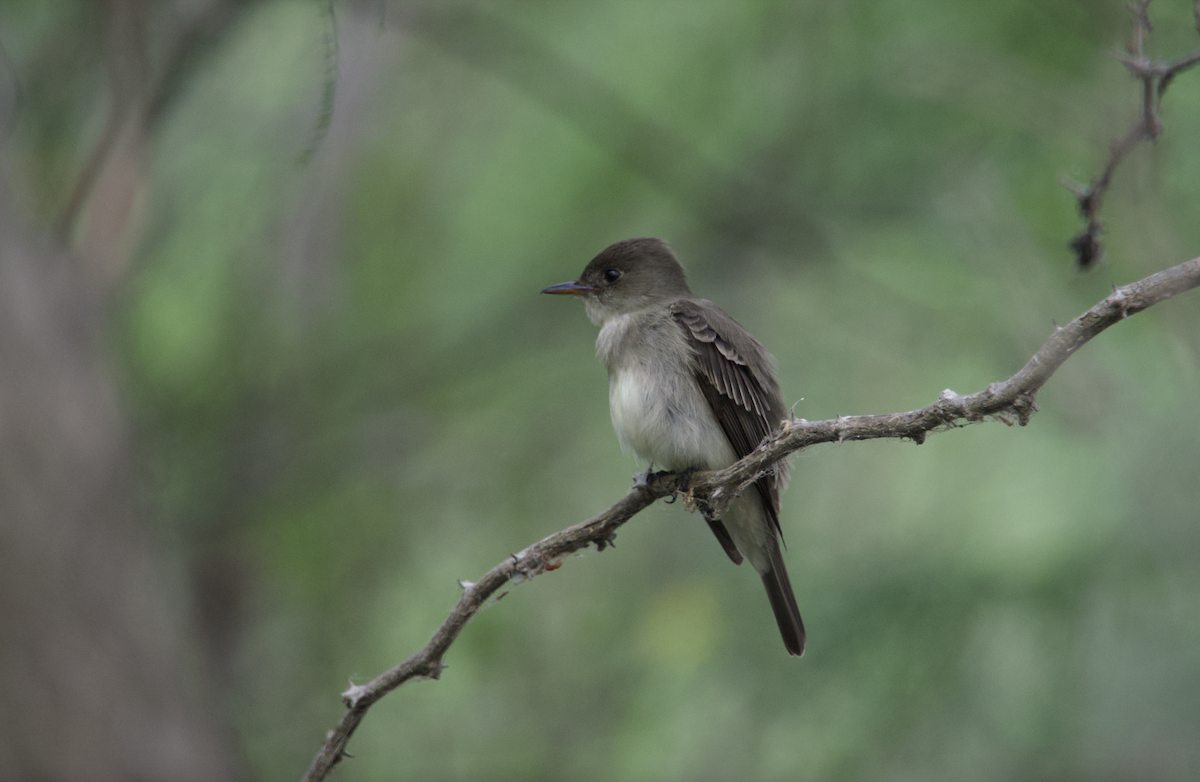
663;467;698;503
633;468;678;494
632;469;656;490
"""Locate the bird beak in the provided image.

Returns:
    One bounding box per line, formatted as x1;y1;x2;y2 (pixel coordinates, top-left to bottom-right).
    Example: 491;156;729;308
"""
541;280;593;295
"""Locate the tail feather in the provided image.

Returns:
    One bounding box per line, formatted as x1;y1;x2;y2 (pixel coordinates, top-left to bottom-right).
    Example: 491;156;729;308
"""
761;544;805;657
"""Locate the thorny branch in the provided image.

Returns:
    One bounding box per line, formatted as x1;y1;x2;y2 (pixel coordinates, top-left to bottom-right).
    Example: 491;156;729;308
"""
1067;0;1200;269
301;256;1200;782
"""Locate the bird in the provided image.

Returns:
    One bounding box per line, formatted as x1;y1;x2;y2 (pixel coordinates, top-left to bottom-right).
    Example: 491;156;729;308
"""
542;237;804;656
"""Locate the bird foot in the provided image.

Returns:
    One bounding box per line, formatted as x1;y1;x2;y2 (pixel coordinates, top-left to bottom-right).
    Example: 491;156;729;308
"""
633;468;677;494
661;467;698;504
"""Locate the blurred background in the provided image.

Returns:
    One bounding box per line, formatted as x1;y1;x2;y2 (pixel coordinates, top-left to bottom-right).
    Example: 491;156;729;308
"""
2;1;1199;780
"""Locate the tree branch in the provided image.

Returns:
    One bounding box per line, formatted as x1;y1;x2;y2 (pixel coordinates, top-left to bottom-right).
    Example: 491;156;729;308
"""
1067;0;1200;269
300;480;676;782
686;256;1200;517
301;255;1200;782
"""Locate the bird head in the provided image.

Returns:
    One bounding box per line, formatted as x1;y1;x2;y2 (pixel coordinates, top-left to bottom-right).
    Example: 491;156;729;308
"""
541;238;693;325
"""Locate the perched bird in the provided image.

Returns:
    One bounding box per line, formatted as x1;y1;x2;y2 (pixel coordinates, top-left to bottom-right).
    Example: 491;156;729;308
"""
542;238;804;656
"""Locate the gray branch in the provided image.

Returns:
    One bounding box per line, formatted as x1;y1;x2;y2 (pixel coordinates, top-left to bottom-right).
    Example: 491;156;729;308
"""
301;254;1200;782
687;256;1200;518
1068;0;1200;268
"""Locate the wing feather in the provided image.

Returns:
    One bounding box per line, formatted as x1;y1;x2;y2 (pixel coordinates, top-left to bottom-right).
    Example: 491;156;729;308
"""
671;299;787;536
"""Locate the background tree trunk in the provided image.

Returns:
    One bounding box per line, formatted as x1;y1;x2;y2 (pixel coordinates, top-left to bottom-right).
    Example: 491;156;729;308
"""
0;183;239;781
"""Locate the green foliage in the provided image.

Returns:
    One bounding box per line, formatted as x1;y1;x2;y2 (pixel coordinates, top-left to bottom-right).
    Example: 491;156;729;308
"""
8;0;1200;779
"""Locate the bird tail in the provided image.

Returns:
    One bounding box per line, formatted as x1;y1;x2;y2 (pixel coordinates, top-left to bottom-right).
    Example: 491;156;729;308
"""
761;543;806;657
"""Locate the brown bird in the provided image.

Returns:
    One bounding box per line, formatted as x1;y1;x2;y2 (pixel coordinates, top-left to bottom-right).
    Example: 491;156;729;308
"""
543;238;804;656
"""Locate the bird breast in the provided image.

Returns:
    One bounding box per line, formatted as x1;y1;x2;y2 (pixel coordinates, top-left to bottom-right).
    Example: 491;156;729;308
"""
598;313;736;472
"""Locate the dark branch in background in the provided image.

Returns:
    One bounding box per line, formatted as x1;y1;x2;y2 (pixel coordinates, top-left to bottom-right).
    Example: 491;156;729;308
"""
143;0;258;130
53;0;149;241
1065;0;1200;269
54;0;257;241
301;256;1200;782
296;0;339;165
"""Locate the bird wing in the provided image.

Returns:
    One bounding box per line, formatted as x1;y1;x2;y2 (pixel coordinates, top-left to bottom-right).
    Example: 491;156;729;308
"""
671;299;786;544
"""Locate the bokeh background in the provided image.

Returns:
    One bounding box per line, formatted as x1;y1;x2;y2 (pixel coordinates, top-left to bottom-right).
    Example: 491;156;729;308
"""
3;1;1200;780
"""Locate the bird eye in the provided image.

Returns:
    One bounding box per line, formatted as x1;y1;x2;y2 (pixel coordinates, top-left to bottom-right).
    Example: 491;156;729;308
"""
604;269;622;283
